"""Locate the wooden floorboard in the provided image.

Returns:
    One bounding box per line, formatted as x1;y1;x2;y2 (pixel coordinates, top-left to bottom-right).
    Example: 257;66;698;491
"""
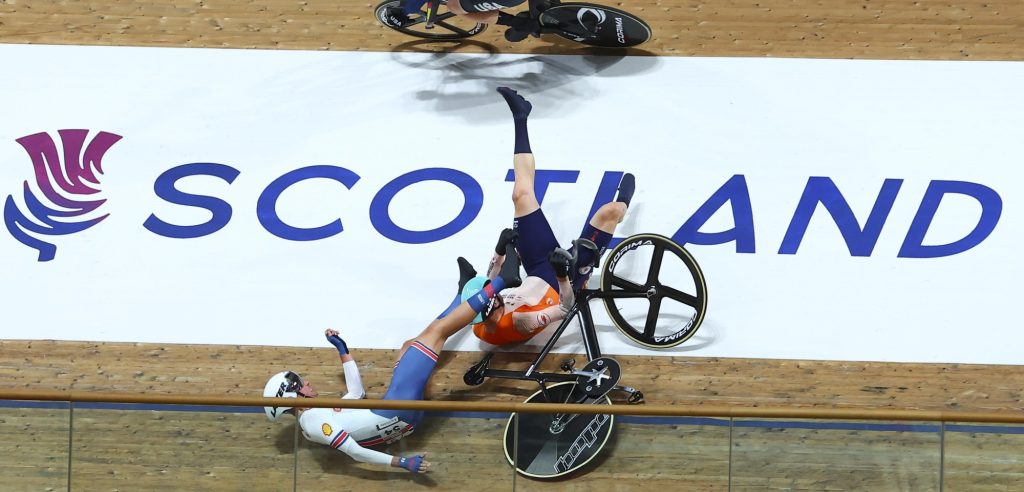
3;340;1022;412
2;341;1023;489
1;0;1022;59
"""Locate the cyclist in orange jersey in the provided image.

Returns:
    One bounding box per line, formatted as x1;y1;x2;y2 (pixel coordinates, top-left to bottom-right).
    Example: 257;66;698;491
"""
460;87;635;347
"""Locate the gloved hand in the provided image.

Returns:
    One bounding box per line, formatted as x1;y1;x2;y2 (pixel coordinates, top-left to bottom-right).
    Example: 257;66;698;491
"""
549;247;573;278
325;329;349;356
398;454;429;473
495;228;519;255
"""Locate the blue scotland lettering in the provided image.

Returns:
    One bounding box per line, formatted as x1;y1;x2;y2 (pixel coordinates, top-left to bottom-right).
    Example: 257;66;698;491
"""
2;129;1004;261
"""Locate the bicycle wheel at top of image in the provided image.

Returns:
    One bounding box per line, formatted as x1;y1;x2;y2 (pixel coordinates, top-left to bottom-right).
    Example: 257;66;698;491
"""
538;3;651;48
600;234;708;348
375;0;487;40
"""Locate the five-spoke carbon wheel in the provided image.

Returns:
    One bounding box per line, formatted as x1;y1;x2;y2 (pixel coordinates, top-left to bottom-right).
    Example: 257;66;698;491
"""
600;234;708;348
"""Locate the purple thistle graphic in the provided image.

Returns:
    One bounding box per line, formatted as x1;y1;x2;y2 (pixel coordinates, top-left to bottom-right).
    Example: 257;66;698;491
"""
4;130;122;261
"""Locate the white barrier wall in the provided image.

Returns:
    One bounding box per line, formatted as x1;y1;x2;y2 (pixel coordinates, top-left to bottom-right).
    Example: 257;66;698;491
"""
1;44;1021;364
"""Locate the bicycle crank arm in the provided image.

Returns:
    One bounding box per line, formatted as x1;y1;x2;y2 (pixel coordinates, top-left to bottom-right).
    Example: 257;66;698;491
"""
483;368;579;384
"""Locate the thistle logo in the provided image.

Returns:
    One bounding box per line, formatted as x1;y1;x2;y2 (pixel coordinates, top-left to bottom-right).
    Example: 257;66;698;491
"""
4;130;122;261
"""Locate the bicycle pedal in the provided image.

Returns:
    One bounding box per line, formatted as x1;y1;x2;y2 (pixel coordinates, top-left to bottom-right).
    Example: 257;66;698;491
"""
627;391;644;404
559;358;576;372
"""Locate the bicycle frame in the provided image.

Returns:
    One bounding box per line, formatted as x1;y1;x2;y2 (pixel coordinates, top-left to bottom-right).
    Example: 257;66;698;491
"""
423;0;443;27
476;285;641;385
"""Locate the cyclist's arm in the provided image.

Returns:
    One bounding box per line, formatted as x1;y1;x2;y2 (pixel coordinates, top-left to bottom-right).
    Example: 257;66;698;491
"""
337;438;427;472
509;277;575;336
340;359;365;400
326;330;365;399
486;252;504;280
511;303;565;337
335;435;395;466
556;276;574;311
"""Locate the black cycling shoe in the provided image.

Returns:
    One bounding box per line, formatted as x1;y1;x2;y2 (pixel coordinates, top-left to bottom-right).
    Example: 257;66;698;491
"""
382;6;417;27
496;86;533;119
497;10;541;42
498;243;523;288
457;256;477;291
504;27;531;42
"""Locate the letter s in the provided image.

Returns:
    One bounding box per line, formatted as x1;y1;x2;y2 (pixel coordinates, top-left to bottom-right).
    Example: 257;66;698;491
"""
143;163;240;238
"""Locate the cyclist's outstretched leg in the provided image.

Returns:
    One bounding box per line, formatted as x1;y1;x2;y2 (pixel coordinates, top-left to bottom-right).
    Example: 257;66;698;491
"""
441;0;539;40
497;87;561;290
384;0;511;26
499;86;536;217
444;0;500;23
572;173;635;290
409;243;523;355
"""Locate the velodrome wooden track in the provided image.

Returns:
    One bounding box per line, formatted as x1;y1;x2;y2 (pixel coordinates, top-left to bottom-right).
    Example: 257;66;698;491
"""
1;0;1023;59
2;1;1023;490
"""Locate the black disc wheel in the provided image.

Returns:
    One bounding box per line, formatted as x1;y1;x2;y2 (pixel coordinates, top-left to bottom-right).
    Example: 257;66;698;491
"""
538;3;651;47
502;382;614;478
375;0;487;40
600;233;708;348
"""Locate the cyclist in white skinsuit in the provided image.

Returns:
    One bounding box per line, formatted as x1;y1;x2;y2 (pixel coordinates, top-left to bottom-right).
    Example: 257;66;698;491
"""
295;331;418;457
264;246;524;474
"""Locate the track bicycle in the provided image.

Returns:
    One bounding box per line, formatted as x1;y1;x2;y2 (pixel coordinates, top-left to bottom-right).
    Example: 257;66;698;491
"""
374;0;652;47
462;233;708;478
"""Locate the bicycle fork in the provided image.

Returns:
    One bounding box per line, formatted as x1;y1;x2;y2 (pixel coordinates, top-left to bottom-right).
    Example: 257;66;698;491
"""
423;0;441;27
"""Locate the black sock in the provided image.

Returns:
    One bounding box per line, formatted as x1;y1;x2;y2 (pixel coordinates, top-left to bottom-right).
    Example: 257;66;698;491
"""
513;118;531;154
497;87;533;154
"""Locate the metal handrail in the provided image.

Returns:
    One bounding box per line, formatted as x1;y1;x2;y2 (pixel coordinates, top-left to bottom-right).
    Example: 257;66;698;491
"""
2;388;1022;423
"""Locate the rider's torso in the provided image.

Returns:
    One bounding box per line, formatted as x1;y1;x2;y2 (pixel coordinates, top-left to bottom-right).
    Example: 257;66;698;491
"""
299;407;414;448
474;276;559;345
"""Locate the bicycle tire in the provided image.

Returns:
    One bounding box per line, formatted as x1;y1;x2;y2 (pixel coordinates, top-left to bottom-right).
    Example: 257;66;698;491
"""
502;381;614;478
600;233;708;348
538;3;651;47
374;0;487;40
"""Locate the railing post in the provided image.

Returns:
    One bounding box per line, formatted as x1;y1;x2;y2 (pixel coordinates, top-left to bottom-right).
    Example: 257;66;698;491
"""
939;421;945;492
67;402;74;492
512;413;518;491
293;419;300;492
727;417;733;492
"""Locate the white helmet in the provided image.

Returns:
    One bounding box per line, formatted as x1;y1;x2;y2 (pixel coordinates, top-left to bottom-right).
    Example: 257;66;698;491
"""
263;371;304;422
